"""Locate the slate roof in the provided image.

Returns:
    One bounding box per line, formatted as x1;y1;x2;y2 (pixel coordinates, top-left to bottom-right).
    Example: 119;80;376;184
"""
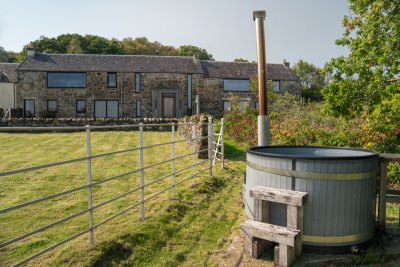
0;63;18;82
18;53;204;74
17;53;299;81
200;61;299;81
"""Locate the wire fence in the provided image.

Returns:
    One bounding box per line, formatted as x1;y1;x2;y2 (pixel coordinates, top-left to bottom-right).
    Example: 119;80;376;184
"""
0;118;224;267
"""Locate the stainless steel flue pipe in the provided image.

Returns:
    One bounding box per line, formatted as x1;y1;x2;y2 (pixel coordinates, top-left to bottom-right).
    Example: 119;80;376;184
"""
253;10;270;146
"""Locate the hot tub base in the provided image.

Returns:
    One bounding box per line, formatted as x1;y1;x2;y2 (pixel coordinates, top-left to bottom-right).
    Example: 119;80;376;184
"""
303;233;377;254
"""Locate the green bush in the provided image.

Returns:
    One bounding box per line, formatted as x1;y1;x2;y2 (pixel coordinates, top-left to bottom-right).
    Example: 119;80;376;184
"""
224;93;399;186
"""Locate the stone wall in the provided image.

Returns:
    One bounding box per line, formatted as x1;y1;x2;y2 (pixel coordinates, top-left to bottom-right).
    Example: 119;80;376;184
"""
16;71;193;119
142;72;187;118
199;78;301;116
0;115;212;159
15;71;301;119
196;77;256;116
177;115;212;159
16;71;126;118
197;78;223;117
0;117;177;127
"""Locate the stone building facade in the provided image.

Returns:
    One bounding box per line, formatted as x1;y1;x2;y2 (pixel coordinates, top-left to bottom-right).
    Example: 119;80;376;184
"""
15;51;300;118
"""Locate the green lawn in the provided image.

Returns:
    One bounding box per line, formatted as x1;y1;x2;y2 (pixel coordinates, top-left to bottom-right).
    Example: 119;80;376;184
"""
0;130;247;266
1;130;398;267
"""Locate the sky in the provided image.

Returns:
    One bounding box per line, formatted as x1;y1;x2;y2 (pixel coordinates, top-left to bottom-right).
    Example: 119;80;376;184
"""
0;0;350;67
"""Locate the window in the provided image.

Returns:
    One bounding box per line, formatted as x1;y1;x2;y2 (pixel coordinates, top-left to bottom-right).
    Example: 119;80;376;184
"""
135;73;141;93
273;80;280;92
239;100;247;112
48;72;86;88
47;100;57;112
107;73;117;88
136;100;141;117
24;99;35;117
94;100;119;118
76;100;86;113
223;79;250;92
223;101;231;112
187;74;192;110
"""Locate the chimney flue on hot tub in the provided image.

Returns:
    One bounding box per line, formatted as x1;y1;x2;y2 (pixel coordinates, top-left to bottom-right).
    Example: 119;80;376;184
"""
253;10;270;146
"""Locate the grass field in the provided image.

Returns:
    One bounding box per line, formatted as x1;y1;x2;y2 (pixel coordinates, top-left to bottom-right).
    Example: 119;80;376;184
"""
1;129;399;266
0;129;246;266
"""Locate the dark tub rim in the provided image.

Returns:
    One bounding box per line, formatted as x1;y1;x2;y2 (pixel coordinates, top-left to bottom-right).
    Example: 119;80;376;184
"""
247;145;379;160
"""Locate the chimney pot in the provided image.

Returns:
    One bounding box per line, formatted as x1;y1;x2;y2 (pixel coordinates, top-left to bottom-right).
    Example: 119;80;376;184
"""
193;53;199;62
283;59;290;67
253;10;266;20
27;46;36;57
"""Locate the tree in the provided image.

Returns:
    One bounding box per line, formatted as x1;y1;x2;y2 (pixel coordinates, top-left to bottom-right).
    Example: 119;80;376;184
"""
17;34;215;60
249;75;278;113
67;38;83;54
122;37;178;56
84;35;111;54
323;0;400;117
0;46;20;62
234;58;249;63
105;38;125;55
292;60;326;101
178;45;214;60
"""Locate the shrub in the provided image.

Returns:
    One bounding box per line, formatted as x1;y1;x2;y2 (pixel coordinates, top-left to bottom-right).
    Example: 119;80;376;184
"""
224;93;399;186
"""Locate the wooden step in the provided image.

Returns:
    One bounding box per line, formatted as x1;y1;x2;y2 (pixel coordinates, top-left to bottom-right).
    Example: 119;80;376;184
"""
250;186;307;206
240;220;300;247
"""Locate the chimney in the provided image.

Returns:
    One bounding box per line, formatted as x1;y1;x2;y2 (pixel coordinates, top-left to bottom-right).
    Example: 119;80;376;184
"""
27;46;36;57
283;59;290;67
253;10;269;146
192;53;199;63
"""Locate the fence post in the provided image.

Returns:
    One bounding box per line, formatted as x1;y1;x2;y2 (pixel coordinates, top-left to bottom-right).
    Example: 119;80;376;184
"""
139;123;145;220
221;118;225;169
208;116;213;176
85;125;94;245
171;122;176;199
192;123;197;186
378;159;388;232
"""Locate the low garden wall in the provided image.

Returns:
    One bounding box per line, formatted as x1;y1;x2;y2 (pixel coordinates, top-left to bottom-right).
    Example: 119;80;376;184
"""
0;117;178;127
0;115;214;159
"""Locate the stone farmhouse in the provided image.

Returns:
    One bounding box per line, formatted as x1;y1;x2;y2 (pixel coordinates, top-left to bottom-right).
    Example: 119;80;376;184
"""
13;50;300;118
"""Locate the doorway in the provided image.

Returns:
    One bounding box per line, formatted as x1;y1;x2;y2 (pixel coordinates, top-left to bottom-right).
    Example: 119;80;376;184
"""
152;90;181;118
162;97;175;118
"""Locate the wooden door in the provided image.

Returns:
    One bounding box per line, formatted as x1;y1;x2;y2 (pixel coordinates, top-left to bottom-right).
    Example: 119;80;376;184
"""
163;97;175;118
